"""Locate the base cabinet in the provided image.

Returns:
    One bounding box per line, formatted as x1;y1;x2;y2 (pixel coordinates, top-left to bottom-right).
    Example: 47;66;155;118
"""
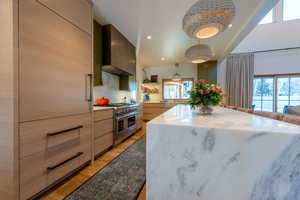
142;103;175;121
1;0;93;199
94;133;114;156
20;114;92;200
94;109;114;157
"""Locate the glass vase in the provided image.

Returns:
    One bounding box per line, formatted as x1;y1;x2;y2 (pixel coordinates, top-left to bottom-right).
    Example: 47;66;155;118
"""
197;105;213;115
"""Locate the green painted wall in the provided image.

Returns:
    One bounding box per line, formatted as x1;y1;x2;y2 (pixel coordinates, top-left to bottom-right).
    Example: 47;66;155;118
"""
93;20;102;86
198;61;218;84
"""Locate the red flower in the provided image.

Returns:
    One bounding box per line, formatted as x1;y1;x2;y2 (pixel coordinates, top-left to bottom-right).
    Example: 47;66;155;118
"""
199;80;206;84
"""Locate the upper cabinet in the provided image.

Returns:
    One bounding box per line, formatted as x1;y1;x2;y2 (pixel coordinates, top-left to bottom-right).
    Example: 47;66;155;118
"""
19;0;92;122
94;20;103;86
102;25;136;76
37;0;92;35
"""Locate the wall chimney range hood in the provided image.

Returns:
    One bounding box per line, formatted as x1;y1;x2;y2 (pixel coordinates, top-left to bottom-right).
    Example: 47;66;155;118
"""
102;25;136;76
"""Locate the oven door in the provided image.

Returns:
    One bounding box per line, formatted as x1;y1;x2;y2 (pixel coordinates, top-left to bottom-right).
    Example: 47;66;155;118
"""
127;115;137;134
115;112;137;144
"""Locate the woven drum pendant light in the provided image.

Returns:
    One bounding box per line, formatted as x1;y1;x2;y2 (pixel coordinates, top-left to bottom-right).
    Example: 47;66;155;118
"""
183;0;235;39
185;44;213;64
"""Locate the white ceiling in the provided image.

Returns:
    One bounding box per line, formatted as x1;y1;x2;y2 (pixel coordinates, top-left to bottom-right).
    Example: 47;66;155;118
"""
93;0;280;67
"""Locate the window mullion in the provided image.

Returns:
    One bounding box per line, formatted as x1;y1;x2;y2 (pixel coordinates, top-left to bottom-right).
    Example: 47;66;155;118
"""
273;77;276;112
261;78;263;111
275;0;284;23
288;76;291;105
179;80;182;99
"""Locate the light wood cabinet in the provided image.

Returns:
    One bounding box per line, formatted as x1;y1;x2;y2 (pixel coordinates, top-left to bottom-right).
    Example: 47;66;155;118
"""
94;118;114;138
0;0;93;199
136;105;143;129
20;114;92;200
19;0;92;122
94;109;114;121
143;103;175;121
93;109;114;157
94;132;114;156
37;0;92;34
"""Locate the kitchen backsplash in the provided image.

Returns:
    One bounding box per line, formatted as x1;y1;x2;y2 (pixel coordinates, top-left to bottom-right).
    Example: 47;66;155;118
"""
94;72;134;103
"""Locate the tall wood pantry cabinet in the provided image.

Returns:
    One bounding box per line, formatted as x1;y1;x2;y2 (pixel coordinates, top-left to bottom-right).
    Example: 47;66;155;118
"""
0;0;93;199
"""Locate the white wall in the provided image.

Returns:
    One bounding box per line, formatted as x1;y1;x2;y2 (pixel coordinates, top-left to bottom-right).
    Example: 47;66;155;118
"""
234;20;300;53
142;64;197;102
234;1;300;54
254;48;300;75
93;72;133;103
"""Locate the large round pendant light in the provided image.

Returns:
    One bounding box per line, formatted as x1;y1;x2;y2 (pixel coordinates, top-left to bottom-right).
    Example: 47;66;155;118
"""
183;0;235;39
185;44;213;64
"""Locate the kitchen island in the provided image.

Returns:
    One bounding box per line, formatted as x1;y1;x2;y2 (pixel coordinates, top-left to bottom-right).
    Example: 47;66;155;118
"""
147;104;300;200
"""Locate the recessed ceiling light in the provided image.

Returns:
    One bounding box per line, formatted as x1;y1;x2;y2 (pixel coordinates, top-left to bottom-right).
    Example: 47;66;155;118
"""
147;35;152;40
161;57;166;61
228;24;233;28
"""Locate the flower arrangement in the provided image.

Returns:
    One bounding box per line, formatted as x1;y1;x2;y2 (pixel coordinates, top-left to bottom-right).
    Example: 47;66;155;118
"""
188;80;224;113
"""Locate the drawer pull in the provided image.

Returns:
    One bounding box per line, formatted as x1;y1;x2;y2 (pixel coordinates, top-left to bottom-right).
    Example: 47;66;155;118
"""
47;125;83;137
47;152;83;171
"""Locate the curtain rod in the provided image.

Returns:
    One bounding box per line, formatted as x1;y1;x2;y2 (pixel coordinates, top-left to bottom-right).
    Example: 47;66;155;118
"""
232;46;300;55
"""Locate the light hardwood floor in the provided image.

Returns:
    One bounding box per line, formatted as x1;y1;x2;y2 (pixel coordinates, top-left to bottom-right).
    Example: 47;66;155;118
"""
39;124;146;200
137;184;146;200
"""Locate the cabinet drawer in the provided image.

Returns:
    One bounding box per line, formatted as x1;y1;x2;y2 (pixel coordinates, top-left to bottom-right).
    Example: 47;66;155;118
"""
94;118;113;138
94;109;114;121
94;132;113;156
20;138;88;200
20;113;91;158
20;114;92;200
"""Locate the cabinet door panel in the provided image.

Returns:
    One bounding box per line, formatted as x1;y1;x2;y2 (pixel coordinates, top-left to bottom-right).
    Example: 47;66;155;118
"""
20;0;92;122
38;0;92;34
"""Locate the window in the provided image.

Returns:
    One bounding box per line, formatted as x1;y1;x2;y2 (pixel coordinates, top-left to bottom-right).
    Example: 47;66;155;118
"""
253;75;300;112
253;77;274;112
284;0;300;21
277;76;300;112
259;9;273;24
163;78;194;100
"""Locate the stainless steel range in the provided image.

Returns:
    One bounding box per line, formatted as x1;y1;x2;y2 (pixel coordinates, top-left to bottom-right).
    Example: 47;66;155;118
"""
94;103;140;145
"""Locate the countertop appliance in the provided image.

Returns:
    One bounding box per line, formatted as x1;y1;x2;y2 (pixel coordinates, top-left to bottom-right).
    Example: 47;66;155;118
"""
94;103;140;145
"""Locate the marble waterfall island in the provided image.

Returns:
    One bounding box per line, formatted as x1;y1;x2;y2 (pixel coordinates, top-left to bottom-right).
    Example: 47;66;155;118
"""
147;105;300;200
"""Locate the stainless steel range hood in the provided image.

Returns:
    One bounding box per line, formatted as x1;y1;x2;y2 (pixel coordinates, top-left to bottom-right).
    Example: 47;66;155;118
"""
102;25;136;77
102;65;133;76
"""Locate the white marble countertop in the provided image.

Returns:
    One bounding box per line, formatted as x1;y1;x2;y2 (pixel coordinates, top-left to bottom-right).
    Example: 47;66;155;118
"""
93;106;114;111
149;104;300;134
147;104;300;200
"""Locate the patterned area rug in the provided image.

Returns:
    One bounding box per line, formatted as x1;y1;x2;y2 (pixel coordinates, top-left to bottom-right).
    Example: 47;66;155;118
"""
65;136;146;200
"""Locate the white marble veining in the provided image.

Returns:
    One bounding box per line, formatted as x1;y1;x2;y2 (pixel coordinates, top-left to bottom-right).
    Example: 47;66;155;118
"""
147;104;300;200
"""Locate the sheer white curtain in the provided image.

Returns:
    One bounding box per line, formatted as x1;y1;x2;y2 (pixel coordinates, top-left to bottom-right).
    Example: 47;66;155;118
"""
225;53;254;108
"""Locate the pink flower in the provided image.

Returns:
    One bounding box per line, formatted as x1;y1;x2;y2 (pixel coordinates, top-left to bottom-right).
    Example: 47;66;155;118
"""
199;80;206;84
